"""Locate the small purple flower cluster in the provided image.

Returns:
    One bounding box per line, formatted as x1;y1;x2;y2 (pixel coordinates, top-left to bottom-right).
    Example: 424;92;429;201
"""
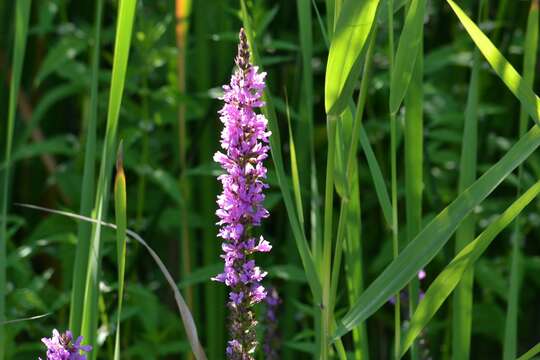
212;28;272;359
263;287;282;360
39;329;91;360
389;269;426;305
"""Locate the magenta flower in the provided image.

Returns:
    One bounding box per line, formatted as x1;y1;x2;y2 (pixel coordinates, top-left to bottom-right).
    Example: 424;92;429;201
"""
39;329;91;360
212;28;272;359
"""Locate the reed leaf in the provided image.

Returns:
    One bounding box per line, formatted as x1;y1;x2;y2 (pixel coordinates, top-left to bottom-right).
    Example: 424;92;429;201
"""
400;180;540;355
446;0;540;124
80;0;136;353
69;0;103;335
334;124;540;340
324;0;380;115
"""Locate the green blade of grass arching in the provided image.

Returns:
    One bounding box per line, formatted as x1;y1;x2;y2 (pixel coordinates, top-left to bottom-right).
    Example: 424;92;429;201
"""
400;180;540;356
446;0;540;124
80;0;136;354
69;0;103;335
17;203;207;360
113;143;127;360
504;1;538;359
324;0;380;116
0;1;31;357
389;0;426;115
451;2;485;358
333;124;540;341
240;1;322;303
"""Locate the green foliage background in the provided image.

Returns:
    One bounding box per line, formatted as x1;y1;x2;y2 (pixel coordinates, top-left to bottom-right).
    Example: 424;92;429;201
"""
1;0;540;359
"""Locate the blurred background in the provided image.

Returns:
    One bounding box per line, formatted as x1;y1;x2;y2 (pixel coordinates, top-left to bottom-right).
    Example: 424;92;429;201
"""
1;0;540;358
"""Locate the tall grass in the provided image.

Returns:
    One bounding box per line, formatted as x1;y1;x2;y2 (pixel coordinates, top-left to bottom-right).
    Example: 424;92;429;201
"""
69;0;103;335
80;0;136;354
1;1;31;358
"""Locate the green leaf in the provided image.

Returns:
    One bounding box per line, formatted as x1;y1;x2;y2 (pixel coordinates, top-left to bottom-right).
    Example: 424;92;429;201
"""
286;99;305;226
324;0;380;115
34;36;88;87
400;180;540;355
446;0;540;124
69;0;103;335
333;124;540;340
80;0;137;353
389;0;426;114
359;124;393;227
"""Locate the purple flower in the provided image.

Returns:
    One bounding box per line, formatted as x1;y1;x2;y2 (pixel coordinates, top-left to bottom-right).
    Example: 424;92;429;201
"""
39;329;91;360
263;287;281;360
212;28;272;359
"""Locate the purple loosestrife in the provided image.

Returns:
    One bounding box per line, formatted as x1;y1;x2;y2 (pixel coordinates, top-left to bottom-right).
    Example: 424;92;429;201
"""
212;28;272;359
39;329;91;360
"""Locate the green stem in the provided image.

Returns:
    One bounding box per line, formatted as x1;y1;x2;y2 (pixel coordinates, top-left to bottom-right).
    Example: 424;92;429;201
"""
322;115;337;359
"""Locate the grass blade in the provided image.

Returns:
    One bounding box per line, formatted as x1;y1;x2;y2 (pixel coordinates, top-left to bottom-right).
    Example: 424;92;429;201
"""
286;99;305;227
113;144;127;360
0;1;31;357
503;1;539;358
400;180;540;355
333;124;540;340
80;0;136;353
297;0;321;260
446;0;540;124
69;0;103;335
358;124;393;227
321;113;337;359
389;0;426;114
324;0;380;115
17;203;207;360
